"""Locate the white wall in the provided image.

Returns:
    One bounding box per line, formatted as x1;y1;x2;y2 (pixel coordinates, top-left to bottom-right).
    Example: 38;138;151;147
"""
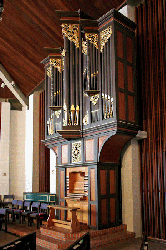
121;139;142;237
25;95;33;192
50;149;56;194
0;102;10;195
10;107;26;200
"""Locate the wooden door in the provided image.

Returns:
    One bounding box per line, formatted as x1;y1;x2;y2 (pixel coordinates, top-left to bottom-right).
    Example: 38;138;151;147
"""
98;163;120;229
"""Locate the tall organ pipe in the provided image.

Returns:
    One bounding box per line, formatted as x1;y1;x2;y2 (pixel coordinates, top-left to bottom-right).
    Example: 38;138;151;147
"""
104;46;107;116
101;52;105;117
87;40;90;90
54;67;57;106
70;41;74;108
75;46;79;108
51;65;54;106
64;36;70;120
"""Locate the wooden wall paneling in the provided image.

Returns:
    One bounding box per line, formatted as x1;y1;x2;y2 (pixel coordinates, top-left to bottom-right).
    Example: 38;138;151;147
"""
88;165;98;229
85;139;94;162
58;167;66;220
118;91;125;120
39;91;50;192
61;144;68;164
90;169;96;201
117;30;123;58
115;20;137;126
98;163;120;229
110;198;116;223
101;199;107;225
126;36;133;63
136;0;166;240
127;66;133;92
118;61;125;89
128;95;135;122
110;169;116;194
100;170;107;195
90;204;97;227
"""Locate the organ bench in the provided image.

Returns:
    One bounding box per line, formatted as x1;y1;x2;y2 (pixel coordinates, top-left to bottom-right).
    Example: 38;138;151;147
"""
47;205;80;232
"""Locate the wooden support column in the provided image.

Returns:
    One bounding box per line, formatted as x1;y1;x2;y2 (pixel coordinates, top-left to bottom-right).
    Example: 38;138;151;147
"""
39;91;50;192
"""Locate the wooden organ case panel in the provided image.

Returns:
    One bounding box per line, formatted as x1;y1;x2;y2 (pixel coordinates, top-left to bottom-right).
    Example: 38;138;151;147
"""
42;9;138;230
42;10;138;141
58;168;66;220
98;163;119;229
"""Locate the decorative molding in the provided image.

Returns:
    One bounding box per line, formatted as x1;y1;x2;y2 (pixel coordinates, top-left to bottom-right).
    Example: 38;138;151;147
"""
72;141;82;163
47;115;54;135
100;26;112;52
90;94;99;105
61;49;66;57
82;40;87;55
46;66;52;78
55;110;61;118
62;23;79;48
50;58;62;73
83;111;89;125
85;33;98;49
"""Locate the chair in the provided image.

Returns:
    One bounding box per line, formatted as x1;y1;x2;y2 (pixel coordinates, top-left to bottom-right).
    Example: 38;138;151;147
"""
0;208;7;232
7;200;18;222
13;200;24;224
2;195;14;208
20;201;32;225
0;195;2;208
29;202;49;229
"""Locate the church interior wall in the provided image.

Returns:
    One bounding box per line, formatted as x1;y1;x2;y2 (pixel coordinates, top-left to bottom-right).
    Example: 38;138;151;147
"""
10;107;26;200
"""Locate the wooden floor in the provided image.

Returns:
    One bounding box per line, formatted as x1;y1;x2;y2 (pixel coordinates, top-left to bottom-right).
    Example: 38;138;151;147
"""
99;238;166;250
0;222;166;250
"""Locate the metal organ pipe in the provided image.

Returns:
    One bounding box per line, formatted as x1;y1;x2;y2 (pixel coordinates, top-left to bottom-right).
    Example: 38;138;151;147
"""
107;41;110;116
54;67;57;106
64;36;70;125
51;65;54;106
87;40;90;90
101;51;105;118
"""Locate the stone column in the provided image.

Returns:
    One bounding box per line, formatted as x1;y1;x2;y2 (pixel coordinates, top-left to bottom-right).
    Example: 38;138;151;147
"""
0;102;10;195
121;138;142;237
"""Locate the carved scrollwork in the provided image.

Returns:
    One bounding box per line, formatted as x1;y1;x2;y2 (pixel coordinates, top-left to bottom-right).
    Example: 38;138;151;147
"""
83;111;89;125
47;116;54;135
55;110;61;118
62;23;79;48
100;26;112;52
72;141;82;163
82;40;87;55
85;33;98;49
90;94;99;105
46;66;52;78
50;59;62;73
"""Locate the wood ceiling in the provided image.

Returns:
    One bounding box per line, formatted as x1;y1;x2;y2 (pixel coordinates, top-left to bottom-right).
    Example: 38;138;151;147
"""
0;0;125;99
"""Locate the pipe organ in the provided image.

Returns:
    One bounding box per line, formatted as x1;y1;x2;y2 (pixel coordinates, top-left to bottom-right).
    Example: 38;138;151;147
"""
42;9;139;230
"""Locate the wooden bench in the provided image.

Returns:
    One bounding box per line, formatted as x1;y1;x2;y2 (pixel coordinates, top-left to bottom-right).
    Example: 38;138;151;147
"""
47;205;80;232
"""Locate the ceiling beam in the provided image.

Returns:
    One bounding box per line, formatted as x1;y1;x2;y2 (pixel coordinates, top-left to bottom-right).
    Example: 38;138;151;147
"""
0;64;29;107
